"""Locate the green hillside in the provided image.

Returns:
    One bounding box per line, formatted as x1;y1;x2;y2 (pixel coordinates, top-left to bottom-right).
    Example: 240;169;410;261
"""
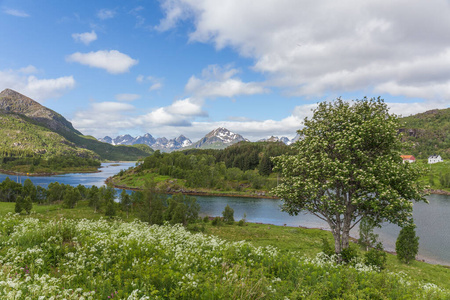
0;89;153;173
399;108;450;159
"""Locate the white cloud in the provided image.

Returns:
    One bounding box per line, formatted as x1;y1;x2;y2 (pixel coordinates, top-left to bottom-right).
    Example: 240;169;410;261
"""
115;93;141;102
185;65;268;98
157;0;450;102
136;75;163;91
149;82;162;91
66;50;138;74
3;8;29;17
71;101;135;137
0;67;75;101
97;9;116;20
72;31;97;45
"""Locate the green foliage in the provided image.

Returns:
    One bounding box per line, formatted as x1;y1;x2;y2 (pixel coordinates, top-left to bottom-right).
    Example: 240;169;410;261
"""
0;215;447;299
400;108;450;159
23;195;32;214
273;97;427;255
321;238;335;256
396;224;420;264
14;195;23;214
365;243;387;270
63;187;81;209
211;216;222;226
340;245;359;264
358;217;379;251
222;204;235;224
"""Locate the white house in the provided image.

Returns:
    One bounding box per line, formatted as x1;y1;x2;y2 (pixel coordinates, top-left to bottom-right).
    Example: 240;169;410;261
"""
428;155;444;164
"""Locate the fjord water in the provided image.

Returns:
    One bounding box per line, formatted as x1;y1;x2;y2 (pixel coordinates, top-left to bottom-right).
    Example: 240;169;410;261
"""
1;162;449;265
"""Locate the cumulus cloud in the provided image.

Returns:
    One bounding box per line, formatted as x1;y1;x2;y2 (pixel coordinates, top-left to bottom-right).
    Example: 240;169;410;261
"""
157;0;450;102
72;31;97;45
71;101;135;137
0;67;75;101
185;65;268;98
66;50;138;74
115;93;141;102
3;8;29;17
97;9;116;20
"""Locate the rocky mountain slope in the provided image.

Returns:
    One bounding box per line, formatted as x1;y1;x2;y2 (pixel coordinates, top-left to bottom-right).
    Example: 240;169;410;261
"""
0;89;153;162
99;133;192;152
187;127;248;150
399;107;450;159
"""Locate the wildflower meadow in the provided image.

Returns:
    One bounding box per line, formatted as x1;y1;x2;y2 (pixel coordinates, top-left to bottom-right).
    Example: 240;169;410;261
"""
0;214;448;299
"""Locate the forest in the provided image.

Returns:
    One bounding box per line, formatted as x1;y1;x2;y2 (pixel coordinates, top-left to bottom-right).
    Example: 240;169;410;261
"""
114;141;295;193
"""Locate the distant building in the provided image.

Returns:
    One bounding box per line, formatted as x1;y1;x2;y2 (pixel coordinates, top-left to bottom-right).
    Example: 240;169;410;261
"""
428;155;443;164
401;155;416;163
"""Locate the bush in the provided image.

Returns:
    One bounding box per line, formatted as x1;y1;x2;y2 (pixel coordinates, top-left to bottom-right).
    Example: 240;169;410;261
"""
211;216;222;226
321;238;335;256
364;243;387;270
237;219;245;226
396;224;419;264
222;204;235;224
203;216;210;223
340;245;358;264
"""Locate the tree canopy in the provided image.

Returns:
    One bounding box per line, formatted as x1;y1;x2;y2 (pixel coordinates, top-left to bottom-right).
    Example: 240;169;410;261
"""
273;97;427;255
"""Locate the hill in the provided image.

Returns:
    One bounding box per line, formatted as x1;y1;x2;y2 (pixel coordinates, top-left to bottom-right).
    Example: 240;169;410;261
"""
399;107;450;158
0;89;153;173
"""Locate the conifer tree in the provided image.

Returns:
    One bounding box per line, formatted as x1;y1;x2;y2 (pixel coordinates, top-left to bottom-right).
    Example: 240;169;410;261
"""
396;224;419;264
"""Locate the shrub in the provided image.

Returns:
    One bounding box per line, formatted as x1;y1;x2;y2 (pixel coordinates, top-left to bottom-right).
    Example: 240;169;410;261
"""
365;243;387;270
396;224;419;264
237;219;245;226
321;238;335;256
203;216;210;223
222;204;235;224
340;245;358;264
211;216;222;226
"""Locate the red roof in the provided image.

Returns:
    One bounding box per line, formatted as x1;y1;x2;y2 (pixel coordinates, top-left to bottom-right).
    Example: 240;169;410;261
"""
401;155;415;160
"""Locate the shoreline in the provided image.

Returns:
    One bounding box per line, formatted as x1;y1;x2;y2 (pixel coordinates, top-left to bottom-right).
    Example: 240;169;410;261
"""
235;220;450;267
0;168;101;177
107;178;449;199
105;178;278;199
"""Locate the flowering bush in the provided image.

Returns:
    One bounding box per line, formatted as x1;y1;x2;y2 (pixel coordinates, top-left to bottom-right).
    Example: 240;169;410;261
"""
0;214;447;299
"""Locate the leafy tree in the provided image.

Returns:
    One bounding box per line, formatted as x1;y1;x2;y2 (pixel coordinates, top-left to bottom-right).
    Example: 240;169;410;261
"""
104;198;116;218
63;188;81;209
88;186;101;212
23;179;37;202
222;204;235;224
15;195;23;214
396;224;419;264
23;195;32;214
273;97;427;255
358;217;379;251
120;190;132;218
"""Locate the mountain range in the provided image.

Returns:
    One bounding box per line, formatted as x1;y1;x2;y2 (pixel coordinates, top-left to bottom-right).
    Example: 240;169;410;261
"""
99;134;192;152
99;128;297;152
0;89;153;162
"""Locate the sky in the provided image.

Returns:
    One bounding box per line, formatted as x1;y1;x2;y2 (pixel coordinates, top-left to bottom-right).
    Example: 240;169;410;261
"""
1;0;449;142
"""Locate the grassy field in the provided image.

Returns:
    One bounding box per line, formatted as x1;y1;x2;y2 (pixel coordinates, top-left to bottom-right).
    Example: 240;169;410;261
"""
2;200;450;293
416;159;450;192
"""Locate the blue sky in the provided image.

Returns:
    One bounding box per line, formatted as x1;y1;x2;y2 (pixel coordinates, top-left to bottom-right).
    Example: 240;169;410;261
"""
1;0;449;141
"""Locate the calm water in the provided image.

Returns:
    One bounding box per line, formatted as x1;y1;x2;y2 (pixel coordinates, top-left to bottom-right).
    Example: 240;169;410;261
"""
1;162;449;265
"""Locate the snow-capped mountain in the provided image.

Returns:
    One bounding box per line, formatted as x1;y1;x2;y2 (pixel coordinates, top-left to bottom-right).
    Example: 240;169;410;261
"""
258;136;294;145
188;127;248;149
98;133;192;152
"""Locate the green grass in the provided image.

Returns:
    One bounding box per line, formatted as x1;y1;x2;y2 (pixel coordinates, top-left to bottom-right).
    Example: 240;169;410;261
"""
204;222;450;290
2;201;450;293
417;159;450;192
